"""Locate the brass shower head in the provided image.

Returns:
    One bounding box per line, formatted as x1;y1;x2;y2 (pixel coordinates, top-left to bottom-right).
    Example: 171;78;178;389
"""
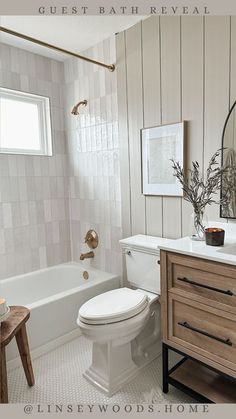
71;99;88;115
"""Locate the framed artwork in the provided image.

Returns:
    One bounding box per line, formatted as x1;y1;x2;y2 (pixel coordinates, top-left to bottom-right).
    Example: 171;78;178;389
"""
141;122;185;196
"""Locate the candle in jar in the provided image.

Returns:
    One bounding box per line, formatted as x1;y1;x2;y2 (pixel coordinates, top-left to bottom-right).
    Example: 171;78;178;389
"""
205;228;225;246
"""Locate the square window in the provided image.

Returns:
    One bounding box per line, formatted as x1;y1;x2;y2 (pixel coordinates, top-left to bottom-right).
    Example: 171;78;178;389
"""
0;87;53;156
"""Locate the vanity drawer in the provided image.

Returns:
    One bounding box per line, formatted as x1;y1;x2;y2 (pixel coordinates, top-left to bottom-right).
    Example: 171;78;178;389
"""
167;253;236;312
169;293;236;371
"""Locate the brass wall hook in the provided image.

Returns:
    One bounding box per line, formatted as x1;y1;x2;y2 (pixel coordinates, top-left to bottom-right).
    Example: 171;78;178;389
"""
71;99;88;116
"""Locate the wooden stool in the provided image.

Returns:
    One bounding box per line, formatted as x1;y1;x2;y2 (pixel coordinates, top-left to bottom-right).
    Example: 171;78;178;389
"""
0;306;35;403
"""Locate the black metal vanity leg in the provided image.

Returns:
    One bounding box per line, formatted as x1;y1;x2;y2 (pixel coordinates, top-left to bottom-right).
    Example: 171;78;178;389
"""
162;343;169;393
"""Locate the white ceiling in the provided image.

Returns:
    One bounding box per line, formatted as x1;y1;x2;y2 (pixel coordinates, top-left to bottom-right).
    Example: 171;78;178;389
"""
0;16;144;61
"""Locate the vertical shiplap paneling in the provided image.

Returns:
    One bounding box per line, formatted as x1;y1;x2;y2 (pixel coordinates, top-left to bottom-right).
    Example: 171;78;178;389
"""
125;22;146;234
181;17;204;236
160;17;182;238
230;17;236;106
116;16;235;240
116;32;131;238
204;17;230;222
142;16;163;237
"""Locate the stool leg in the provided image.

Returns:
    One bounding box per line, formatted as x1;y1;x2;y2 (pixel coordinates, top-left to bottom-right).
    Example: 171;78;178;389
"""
1;347;8;403
15;324;35;387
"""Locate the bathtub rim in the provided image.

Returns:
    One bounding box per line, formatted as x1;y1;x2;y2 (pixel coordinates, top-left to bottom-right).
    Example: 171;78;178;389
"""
28;274;120;310
0;261;120;310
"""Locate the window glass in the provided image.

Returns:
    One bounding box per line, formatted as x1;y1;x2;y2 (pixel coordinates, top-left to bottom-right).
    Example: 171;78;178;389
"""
0;88;52;156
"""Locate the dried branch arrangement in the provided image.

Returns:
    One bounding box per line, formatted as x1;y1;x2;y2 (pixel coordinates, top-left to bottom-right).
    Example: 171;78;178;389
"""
171;149;234;236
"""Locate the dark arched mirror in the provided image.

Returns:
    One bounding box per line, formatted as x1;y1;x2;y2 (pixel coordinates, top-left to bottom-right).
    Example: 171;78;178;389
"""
220;101;236;218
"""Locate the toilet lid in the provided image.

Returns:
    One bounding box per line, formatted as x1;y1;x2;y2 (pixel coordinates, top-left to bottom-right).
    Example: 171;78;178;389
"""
79;288;149;325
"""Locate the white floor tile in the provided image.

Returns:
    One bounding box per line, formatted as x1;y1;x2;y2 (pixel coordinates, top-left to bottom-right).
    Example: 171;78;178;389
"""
8;336;194;404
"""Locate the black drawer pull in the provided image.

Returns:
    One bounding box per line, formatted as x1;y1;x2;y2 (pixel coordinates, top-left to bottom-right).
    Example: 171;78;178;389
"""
178;321;232;346
177;276;234;296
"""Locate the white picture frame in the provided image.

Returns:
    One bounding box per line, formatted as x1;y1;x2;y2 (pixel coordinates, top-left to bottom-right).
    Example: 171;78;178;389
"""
141;122;185;196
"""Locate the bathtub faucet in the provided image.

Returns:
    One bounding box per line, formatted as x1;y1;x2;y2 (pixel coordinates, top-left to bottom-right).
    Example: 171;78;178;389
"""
80;251;94;260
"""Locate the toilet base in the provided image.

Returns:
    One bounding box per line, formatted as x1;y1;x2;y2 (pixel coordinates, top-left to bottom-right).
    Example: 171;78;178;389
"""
132;300;161;367
83;341;139;396
82;302;161;396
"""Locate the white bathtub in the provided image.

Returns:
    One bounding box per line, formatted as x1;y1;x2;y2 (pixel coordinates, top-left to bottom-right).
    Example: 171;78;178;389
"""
0;262;120;363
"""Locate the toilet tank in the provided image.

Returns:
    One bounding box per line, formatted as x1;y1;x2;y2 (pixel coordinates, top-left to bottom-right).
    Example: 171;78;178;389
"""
119;235;172;295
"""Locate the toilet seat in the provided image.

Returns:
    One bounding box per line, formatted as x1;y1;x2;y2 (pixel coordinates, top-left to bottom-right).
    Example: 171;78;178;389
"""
79;287;149;325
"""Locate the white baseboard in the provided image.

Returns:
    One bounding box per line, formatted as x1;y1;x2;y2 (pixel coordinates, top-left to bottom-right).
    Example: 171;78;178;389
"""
7;329;82;371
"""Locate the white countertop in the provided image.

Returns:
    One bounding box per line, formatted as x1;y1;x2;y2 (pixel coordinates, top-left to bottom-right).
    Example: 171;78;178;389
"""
159;236;236;266
119;223;236;265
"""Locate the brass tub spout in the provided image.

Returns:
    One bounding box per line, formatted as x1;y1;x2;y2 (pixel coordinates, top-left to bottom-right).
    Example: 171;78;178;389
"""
80;251;94;261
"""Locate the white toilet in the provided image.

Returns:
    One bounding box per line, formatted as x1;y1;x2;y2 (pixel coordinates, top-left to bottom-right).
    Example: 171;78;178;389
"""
77;235;171;396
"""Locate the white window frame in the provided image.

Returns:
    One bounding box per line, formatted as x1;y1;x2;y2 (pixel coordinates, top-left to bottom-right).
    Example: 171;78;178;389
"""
0;87;53;156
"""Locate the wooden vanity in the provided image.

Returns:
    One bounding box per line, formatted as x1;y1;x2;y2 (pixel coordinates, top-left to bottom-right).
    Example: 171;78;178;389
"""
160;238;236;403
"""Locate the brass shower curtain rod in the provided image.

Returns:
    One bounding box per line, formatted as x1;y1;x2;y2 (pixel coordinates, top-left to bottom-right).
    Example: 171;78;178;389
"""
0;26;115;72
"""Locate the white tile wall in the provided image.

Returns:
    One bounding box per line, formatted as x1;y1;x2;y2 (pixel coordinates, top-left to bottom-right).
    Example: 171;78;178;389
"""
0;37;122;279
0;43;71;279
64;37;122;275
